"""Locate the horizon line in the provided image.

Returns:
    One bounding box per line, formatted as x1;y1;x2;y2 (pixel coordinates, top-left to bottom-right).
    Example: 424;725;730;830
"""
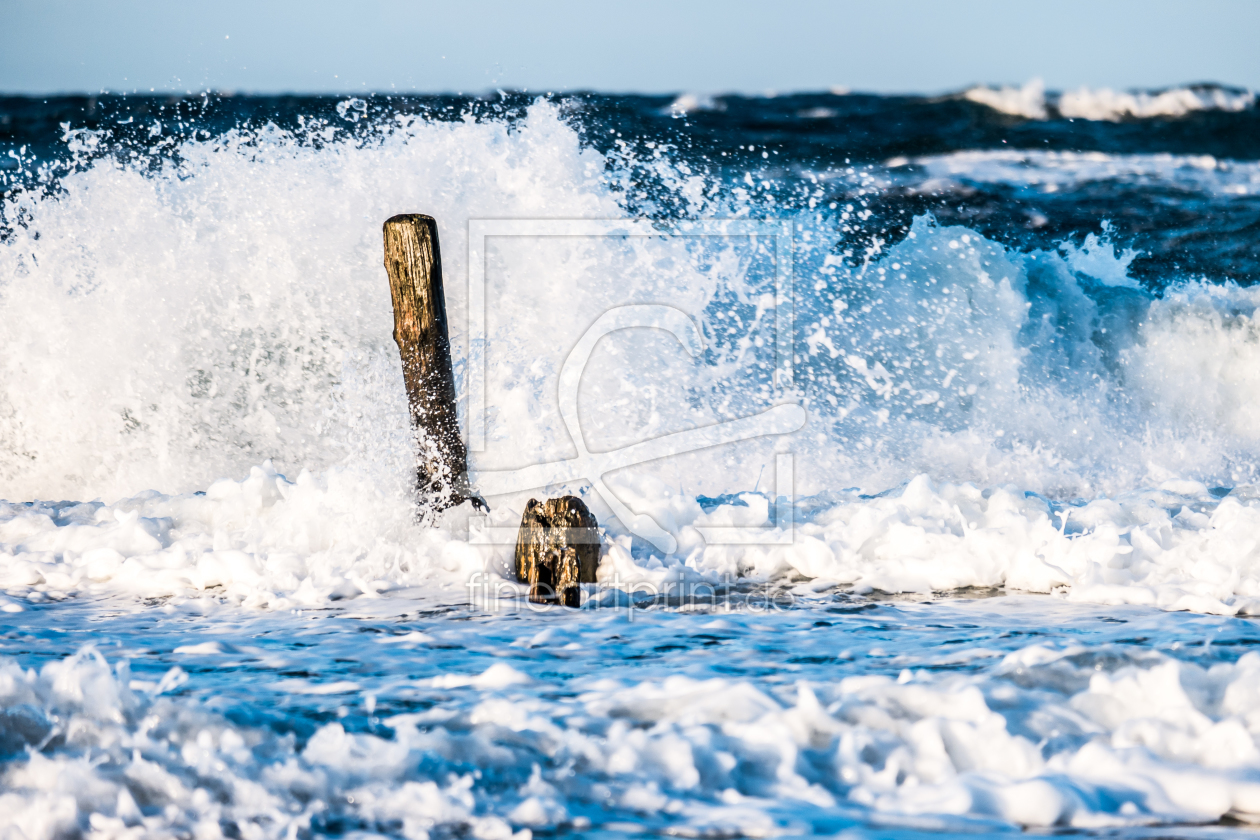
0;79;1255;101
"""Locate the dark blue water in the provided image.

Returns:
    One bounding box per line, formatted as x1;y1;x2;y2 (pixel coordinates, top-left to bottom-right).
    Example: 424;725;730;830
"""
4;86;1259;283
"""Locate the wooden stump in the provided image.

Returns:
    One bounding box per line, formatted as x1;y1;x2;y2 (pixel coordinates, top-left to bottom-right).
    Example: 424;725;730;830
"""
382;214;479;512
514;496;599;607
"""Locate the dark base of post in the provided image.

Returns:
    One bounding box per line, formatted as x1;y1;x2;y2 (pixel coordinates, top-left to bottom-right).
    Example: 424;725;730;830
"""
514;496;600;608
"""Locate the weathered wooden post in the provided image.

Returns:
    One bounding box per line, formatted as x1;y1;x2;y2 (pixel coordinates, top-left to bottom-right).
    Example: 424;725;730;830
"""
514;496;600;607
383;214;477;512
383;213;600;597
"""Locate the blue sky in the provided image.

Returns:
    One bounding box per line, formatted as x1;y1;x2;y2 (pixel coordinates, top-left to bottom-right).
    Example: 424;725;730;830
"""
2;0;1258;95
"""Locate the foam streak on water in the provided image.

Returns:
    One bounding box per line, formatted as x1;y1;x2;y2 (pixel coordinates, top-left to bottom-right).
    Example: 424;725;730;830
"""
4;93;1260;836
6;595;1260;839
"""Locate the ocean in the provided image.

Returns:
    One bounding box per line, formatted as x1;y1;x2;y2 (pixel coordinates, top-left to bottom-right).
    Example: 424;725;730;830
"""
3;81;1260;838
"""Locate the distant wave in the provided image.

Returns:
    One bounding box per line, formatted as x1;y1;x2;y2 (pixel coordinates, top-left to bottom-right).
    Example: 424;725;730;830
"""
664;92;723;115
964;79;1255;121
963;78;1049;120
902;148;1260;196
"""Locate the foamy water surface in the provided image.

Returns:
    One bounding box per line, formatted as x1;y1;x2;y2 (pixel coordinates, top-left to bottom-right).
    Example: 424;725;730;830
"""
3;89;1260;837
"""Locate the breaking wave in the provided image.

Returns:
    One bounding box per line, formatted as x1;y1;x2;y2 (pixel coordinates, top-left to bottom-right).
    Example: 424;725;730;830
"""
2;100;1260;613
964;80;1255;121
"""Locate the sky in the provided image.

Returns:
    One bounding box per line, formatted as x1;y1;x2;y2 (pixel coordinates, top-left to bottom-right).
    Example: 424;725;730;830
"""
2;0;1258;96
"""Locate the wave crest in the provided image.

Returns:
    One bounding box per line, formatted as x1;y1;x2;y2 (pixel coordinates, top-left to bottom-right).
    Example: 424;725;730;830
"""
963;81;1255;121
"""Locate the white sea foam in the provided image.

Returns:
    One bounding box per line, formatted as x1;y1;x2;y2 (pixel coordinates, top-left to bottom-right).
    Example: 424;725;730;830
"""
0;102;744;507
963;79;1048;120
908;149;1260;196
12;628;1260;835
1059;85;1256;121
5;103;1260;616
666;93;722;115
0;461;498;609
6;455;1260;618
1059;224;1141;289
962;81;1255;121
